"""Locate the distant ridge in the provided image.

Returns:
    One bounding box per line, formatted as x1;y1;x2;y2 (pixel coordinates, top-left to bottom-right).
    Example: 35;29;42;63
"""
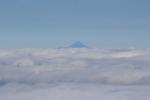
66;41;89;48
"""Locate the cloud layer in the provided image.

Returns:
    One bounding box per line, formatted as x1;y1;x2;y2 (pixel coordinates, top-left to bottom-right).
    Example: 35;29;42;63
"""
0;48;150;100
0;48;150;85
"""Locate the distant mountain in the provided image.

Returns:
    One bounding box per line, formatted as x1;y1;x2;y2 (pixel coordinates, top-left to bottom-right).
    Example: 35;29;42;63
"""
66;41;89;48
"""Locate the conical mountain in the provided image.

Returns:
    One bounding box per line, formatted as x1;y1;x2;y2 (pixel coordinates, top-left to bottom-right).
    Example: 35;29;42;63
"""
67;41;89;48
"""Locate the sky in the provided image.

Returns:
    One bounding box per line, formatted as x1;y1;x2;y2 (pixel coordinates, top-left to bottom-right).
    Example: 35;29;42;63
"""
0;0;150;48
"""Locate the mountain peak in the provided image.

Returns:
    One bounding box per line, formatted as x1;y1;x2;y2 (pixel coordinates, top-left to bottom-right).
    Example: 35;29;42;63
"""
67;41;89;48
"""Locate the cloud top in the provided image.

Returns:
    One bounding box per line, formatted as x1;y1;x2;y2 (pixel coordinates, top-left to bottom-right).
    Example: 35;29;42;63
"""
0;48;150;85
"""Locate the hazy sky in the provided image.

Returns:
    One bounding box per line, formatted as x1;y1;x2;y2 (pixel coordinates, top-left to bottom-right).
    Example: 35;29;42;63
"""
0;0;150;48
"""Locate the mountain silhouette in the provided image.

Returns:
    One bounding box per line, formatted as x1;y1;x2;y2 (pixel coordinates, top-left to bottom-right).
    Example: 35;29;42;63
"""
66;41;89;48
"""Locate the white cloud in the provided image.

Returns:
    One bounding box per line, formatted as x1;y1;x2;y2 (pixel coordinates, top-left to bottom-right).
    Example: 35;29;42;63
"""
0;48;150;100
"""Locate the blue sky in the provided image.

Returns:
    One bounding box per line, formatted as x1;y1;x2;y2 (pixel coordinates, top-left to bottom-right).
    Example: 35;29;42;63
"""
0;0;150;48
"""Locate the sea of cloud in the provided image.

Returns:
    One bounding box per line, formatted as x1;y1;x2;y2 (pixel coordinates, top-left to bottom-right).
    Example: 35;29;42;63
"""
0;48;150;100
